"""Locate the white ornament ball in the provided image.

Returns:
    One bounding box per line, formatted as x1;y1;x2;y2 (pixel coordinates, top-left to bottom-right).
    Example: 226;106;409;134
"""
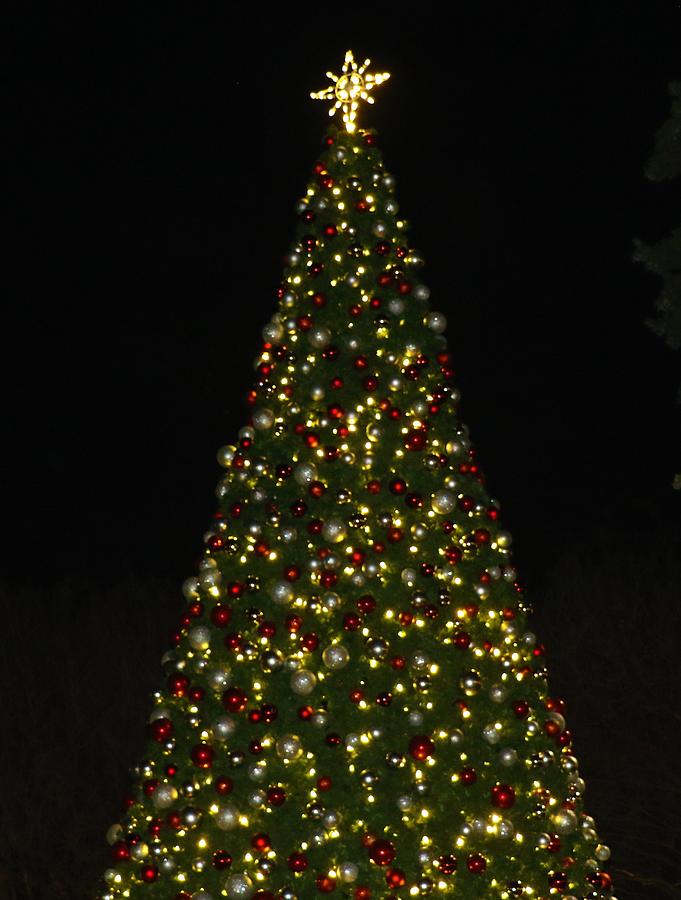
483;724;500;744
152;784;178;809
269;580;294;606
276;734;303;761
262;320;283;343
248;788;266;808
199;567;221;589
489;683;508;703
252;408;274;431
182;576;200;599
308;325;332;349
322;644;349;670
449;728;464;747
212;715;237;741
224;874;254;899
338;862;359;882
248;761;267;782
401;567;417;586
188;626;211;651
499;747;518;766
595;843;611;862
207;665;232;692
397;794;413;811
322;518;346;543
471;816;486;834
216;446;235;468
424;311;447;333
290;669;317;696
431;490;456;514
551;808;578;834
105;823;124;844
322;591;341;611
215;804;240;831
294;462;317;485
159;856;176;874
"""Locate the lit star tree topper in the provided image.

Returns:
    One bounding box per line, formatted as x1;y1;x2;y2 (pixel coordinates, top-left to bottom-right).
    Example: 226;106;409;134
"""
310;49;390;133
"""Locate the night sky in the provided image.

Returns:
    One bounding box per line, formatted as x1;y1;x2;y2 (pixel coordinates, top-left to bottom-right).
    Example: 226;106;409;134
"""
6;5;680;590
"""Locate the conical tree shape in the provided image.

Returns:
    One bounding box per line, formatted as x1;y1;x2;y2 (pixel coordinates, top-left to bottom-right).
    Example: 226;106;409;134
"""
94;115;614;900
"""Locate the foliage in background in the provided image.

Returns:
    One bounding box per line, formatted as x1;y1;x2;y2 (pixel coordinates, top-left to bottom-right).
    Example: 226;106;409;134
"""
633;81;681;488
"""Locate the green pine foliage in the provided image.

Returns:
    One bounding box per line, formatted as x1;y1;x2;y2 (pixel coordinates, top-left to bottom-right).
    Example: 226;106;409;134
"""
93;124;614;899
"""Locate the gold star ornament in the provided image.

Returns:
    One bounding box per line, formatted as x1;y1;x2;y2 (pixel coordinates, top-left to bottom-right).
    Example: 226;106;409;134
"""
310;49;390;133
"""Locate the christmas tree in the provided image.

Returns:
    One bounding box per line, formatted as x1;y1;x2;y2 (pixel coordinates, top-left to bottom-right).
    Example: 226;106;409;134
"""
94;51;614;900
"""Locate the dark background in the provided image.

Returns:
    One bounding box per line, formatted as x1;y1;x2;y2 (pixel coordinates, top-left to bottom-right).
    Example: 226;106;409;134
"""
4;5;681;899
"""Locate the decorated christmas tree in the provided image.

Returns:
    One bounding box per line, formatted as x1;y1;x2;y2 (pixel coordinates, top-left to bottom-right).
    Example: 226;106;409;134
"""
94;51;615;900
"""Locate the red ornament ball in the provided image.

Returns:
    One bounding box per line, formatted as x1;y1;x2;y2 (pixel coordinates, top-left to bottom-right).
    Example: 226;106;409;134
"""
316;875;336;892
459;767;477;785
386;868;406;888
210;604;232;627
369;839;396;866
223;688;247;712
111;841;130;861
215;776;233;795
438;854;457;875
467;853;487;873
140;865;159;883
251;832;271;852
150;717;173;742
491;783;516;809
288;852;308;872
408;735;435;760
212;850;232;869
267;786;286;806
190;743;214;768
512;699;530;718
